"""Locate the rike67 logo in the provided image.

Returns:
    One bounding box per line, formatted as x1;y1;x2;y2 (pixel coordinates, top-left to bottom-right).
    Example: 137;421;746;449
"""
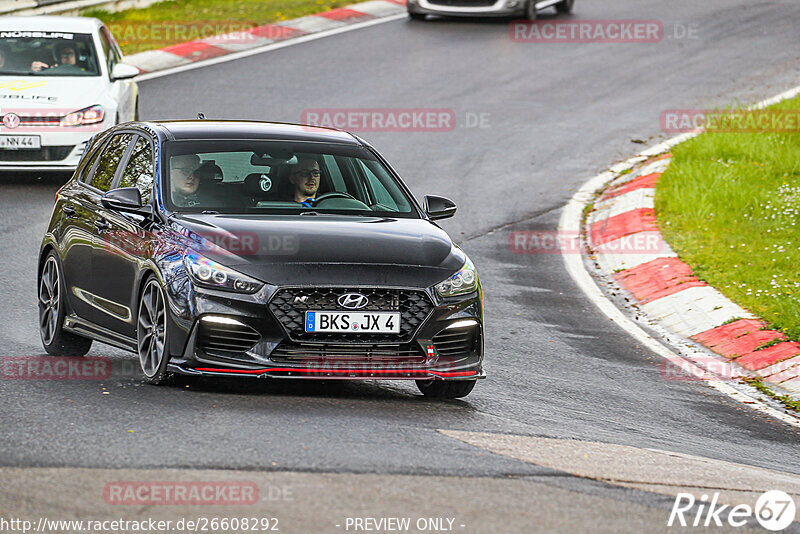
669;490;796;531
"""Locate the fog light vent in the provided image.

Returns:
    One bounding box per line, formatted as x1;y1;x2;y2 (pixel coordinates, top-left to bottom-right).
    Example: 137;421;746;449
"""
198;316;260;357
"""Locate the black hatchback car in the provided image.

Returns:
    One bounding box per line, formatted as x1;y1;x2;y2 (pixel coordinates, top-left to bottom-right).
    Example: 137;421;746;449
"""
38;120;484;398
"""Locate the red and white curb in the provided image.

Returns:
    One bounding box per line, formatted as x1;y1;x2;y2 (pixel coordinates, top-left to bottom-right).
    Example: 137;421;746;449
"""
588;155;800;397
124;0;406;75
562;85;800;427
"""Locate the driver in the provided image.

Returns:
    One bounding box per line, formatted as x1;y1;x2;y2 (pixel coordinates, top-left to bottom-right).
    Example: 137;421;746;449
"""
31;43;79;73
288;156;321;207
170;154;202;207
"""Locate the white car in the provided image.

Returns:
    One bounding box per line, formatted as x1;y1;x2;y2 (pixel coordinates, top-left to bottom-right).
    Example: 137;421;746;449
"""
0;16;139;172
408;0;574;20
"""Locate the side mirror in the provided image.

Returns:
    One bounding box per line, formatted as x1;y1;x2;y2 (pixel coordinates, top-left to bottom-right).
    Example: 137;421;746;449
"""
102;187;150;216
424;195;457;220
111;63;139;80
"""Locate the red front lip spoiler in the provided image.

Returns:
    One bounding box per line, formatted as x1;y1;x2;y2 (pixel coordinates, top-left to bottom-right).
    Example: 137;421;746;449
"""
188;366;479;379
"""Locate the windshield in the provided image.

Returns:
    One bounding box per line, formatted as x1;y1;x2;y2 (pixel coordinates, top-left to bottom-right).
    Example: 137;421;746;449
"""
0;32;100;76
163;140;419;218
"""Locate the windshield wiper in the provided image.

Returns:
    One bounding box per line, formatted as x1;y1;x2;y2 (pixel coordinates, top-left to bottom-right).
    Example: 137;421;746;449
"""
299;211;320;216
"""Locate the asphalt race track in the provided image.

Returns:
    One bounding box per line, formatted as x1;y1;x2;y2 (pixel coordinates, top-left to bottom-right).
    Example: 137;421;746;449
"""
1;0;800;531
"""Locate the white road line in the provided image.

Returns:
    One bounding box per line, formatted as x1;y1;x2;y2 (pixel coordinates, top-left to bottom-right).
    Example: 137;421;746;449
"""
559;85;800;430
135;14;407;82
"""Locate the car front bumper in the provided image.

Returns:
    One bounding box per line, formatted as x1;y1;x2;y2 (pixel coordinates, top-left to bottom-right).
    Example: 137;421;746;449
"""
0;121;111;172
166;283;485;381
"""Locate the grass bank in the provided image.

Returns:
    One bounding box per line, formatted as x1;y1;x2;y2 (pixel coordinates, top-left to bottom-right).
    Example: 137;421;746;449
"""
83;0;370;55
656;95;800;340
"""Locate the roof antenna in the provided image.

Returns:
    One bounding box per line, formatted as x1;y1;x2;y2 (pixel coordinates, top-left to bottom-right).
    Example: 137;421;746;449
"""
197;113;206;120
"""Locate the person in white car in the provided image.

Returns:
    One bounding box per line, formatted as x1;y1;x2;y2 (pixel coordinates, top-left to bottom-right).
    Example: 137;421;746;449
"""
31;43;81;73
0;16;139;173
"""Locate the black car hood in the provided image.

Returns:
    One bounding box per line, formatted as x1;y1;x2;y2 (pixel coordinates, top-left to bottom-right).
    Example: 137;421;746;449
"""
171;214;466;288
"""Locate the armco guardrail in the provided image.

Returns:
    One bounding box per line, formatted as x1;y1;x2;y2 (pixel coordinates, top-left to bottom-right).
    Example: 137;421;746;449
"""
0;0;159;16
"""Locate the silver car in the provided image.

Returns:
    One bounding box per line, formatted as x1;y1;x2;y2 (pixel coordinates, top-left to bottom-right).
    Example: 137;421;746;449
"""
408;0;574;20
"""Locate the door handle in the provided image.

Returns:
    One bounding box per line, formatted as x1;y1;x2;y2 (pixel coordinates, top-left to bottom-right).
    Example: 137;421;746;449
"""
63;205;76;217
94;218;111;232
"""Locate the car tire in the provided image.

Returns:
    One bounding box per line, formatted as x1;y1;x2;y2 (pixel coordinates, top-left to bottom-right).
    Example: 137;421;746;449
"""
416;379;476;399
39;252;92;356
556;0;574;14
408;11;426;21
524;0;538;19
137;275;172;385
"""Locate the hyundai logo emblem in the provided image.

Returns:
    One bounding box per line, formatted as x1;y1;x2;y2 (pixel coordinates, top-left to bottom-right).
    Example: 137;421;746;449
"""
2;113;20;129
338;292;369;310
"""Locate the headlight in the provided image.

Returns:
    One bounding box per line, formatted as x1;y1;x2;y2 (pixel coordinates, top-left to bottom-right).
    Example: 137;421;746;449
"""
435;257;478;298
61;105;104;127
183;250;264;294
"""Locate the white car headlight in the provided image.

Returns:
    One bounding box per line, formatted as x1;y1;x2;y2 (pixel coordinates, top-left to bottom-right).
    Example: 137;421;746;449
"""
61;105;104;127
435;257;478;298
183;250;264;294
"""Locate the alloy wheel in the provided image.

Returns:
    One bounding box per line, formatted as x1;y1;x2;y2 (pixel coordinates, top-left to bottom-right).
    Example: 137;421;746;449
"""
38;256;60;346
137;279;167;378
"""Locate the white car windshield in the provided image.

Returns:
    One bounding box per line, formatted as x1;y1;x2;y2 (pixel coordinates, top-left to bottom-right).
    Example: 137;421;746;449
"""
0;32;100;76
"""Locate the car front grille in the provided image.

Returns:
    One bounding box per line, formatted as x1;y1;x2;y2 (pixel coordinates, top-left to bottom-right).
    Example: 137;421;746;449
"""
198;320;261;358
270;341;425;363
428;0;497;6
0;146;73;162
268;287;433;343
432;326;479;357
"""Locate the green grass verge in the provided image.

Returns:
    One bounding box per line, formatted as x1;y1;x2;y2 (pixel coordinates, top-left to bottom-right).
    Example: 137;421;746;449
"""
742;378;800;412
656;96;800;340
82;0;370;55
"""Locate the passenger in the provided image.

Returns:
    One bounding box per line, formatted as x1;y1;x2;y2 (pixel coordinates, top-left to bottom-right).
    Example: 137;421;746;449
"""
170;154;202;208
288;157;321;207
0;44;21;72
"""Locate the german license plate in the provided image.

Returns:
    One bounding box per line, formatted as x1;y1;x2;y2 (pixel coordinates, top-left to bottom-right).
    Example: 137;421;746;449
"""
305;311;400;334
0;135;40;150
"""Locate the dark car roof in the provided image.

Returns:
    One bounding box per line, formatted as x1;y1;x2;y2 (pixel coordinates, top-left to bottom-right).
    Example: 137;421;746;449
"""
148;120;361;145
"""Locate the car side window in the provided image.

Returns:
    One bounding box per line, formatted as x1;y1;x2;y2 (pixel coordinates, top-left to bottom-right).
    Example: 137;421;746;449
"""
358;160;397;209
323;155;347;191
118;136;155;204
79;139;107;183
91;133;133;192
99;27;121;76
